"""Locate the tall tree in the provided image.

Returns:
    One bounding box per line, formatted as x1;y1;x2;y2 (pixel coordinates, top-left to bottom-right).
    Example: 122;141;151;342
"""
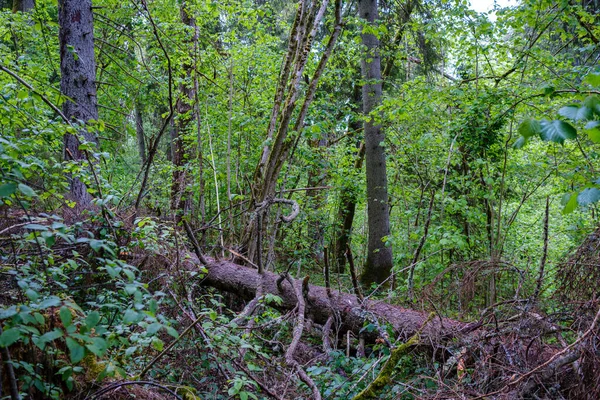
59;0;99;208
359;0;393;286
170;1;197;223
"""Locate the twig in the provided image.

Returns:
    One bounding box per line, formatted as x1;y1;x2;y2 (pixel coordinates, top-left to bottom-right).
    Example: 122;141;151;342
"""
346;245;364;303
532;196;549;303
232;360;283;400
138;314;204;379
85;380;182;399
224;247;259;269
182;220;208;265
285;273;322;400
324;246;332;299
0;64;69;123
0;222;30;236
323;315;334;354
167;290;230;380
230;295;262;327
271;198;300;223
408;190;435;302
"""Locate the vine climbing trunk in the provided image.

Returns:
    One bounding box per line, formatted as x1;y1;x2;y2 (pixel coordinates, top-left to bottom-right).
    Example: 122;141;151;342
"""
359;0;393;287
58;0;99;210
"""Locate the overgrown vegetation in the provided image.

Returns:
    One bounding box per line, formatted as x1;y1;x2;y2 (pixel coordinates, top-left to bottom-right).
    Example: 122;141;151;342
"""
1;0;600;398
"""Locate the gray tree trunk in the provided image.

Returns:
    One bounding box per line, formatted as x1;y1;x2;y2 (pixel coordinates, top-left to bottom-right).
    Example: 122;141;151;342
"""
59;0;99;209
359;0;393;286
12;0;33;12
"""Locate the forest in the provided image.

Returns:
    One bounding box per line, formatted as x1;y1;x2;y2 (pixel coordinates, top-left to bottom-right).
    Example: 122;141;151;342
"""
0;0;599;398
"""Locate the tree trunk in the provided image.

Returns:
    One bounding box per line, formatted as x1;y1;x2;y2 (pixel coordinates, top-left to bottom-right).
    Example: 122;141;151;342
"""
59;0;99;209
332;0;415;274
332;83;364;273
359;0;393;286
12;0;33;12
171;2;196;223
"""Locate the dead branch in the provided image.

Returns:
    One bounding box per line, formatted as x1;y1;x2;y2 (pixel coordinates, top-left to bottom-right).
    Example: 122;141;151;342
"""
283;274;322;399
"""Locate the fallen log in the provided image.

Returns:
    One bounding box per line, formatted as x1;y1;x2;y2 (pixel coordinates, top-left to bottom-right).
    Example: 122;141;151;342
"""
201;260;479;343
199;260;591;397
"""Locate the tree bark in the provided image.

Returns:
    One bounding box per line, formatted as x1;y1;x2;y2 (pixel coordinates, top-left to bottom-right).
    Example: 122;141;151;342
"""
59;0;99;209
359;0;393;286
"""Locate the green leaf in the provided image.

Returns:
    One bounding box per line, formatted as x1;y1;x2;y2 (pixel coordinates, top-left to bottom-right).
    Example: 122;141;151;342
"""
518;119;541;138
123;310;139;324
586;121;600;130
85;312;100;329
578;188;600;206
33;312;45;325
148;299;158;316
0;183;17;198
0;307;18;320
38;296;61;309
59;307;72;328
539;120;577;144
25;289;39;301
66;337;85;363
513;136;527;149
151;337;164;351
86;337;107;356
146;322;161;335
166;326;179;338
543;86;555;96
89;239;103;252
584;72;600;87
583;96;600;115
0;328;21;347
18;183;37;197
23;224;48;231
586;125;600;143
34;329;63;350
562;192;578;214
558;104;592;121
